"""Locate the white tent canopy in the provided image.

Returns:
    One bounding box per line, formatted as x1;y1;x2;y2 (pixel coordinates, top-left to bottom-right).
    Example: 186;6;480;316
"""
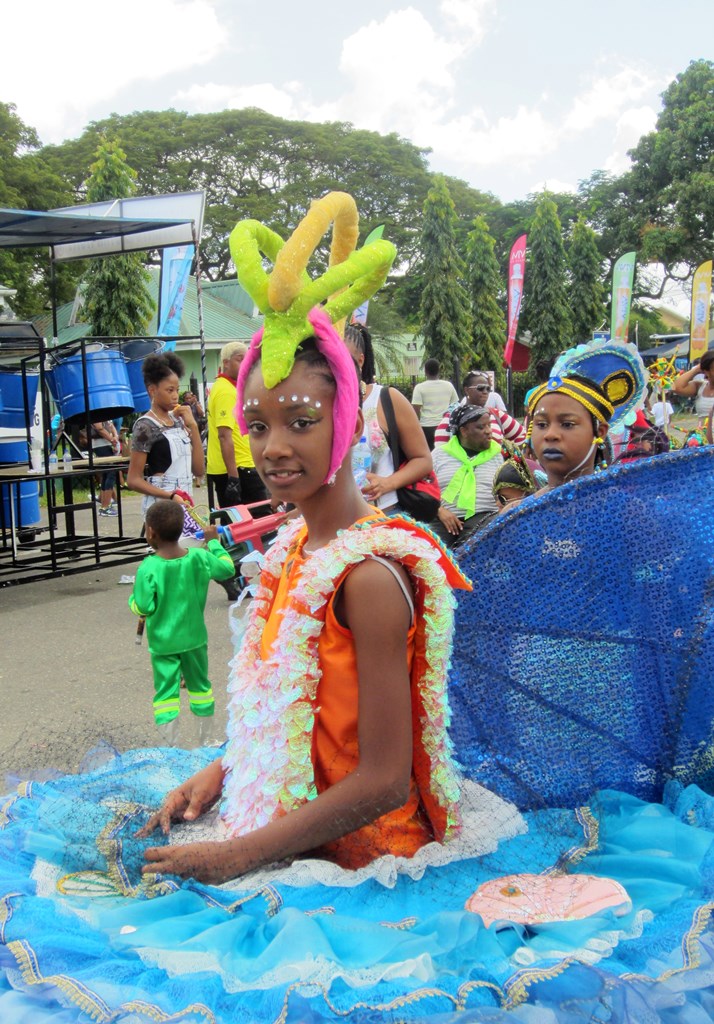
49;191;206;260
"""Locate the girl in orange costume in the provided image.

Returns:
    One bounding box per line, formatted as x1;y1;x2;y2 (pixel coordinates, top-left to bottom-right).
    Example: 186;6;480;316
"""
139;305;470;882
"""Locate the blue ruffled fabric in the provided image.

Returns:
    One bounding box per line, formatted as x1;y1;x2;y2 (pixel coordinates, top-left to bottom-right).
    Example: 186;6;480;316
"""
3;450;714;1022
2;746;714;1022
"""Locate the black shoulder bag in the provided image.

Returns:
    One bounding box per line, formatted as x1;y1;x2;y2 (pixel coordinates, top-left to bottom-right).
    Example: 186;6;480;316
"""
378;386;441;522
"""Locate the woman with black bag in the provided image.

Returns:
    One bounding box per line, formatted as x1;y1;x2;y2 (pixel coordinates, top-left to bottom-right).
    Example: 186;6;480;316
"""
345;325;439;520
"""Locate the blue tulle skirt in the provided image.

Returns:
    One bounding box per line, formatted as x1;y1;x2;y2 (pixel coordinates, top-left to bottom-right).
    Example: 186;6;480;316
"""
2;743;714;1023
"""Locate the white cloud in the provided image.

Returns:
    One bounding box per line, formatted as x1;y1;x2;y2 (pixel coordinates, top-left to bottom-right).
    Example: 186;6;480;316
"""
337;7;461;135
426;106;556;168
439;0;496;45
562;67;657;134
174;82;300;120
1;0;225;143
528;177;578;197
603;105;658;175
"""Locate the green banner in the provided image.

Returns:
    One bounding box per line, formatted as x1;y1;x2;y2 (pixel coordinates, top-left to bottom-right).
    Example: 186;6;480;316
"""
610;251;637;343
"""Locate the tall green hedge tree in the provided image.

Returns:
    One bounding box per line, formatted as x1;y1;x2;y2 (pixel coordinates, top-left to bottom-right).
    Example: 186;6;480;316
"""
81;139;154;336
419;176;472;380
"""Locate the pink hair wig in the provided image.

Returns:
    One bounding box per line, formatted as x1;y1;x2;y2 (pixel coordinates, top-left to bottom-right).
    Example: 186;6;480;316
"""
235;307;359;485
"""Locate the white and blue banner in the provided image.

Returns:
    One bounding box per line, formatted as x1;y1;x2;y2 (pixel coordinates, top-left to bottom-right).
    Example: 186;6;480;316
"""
158;244;194;347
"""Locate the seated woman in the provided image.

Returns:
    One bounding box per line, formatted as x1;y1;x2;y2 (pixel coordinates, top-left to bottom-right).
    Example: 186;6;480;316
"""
430;404;502;548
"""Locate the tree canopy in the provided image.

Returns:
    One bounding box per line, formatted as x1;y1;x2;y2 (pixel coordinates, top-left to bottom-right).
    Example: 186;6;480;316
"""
0;56;709;345
81;139;154;337
521;193;571;373
419;177;472;375
465;215;506;384
0;102;73;318
568;216;606;344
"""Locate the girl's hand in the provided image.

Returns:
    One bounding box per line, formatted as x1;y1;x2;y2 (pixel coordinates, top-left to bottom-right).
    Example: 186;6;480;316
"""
136;760;224;838
202;523;220;543
142;839;243;884
173;404;197;430
362;472;392;502
437;505;463;536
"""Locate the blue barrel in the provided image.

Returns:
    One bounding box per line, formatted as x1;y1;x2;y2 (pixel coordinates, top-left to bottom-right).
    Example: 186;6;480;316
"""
123;340;164;413
0;433;40;528
0;433;28;464
0;370;39;429
46;347;134;425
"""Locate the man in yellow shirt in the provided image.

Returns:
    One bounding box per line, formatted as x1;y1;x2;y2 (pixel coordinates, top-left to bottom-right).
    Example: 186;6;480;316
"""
206;341;267;509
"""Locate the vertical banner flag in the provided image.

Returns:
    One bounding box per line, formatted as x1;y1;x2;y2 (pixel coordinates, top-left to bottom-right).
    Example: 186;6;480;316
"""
504;234;528;371
350;225;385;327
689;260;713;364
158;244;195;349
610;251;637;343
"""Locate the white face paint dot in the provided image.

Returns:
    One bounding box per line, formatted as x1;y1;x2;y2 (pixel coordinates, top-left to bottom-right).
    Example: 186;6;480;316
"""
278;395;285;403
291;395;299;403
303;396;310;403
315;401;322;409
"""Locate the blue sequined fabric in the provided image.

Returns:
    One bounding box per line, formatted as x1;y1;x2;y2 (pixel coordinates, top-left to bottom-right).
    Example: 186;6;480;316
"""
452;448;714;807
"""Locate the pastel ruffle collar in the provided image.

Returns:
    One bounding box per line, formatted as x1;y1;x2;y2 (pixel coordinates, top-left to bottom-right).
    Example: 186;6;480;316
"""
221;515;468;844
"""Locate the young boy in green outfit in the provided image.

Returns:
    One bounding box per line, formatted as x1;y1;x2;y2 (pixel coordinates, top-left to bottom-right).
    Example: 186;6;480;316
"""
129;500;236;746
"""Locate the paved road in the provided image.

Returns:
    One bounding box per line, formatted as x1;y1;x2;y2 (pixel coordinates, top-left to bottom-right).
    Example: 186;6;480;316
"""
0;492;236;780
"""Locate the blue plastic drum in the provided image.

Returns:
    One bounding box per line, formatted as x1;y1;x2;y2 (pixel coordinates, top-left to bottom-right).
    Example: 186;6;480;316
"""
123;340;164;413
0;434;40;528
0;371;39;429
46;347;134;426
0;434;28;464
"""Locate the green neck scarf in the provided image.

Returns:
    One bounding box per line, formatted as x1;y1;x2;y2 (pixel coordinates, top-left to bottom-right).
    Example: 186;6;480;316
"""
442;437;501;517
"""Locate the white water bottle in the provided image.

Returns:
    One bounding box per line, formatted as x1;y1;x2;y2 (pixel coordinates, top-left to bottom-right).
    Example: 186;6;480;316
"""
63;445;73;471
352;435;371;488
48;449;58;473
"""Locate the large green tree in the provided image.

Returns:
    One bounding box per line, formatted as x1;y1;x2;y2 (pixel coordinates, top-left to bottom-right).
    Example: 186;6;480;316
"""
521;193;571;373
81;139;154;336
579;60;714;298
419;176;472;377
627;60;714;284
41;109;435;282
568;216;606;343
0;101;73;317
465;215;506;383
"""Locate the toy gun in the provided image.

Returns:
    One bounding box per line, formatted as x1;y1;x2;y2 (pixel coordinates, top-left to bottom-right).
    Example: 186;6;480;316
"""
194;502;287;553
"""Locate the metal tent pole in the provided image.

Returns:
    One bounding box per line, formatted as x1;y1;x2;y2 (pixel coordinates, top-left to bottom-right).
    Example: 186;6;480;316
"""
192;226;208;395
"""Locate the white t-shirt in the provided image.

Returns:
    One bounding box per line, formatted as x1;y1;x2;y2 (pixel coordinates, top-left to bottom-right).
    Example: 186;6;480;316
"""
486;391;507;413
411;379;459;427
650;401;673;428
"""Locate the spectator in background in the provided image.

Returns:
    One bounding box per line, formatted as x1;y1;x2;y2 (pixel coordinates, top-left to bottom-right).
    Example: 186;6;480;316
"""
411;359;458;450
650;393;674;430
485;382;508;413
91;419;121;516
179;390;207;444
434;371;526;447
430;405;502;549
206;342;267;509
673;352;714;442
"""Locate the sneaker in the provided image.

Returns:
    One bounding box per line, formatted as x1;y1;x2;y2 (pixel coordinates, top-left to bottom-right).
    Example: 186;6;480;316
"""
98;506;118;517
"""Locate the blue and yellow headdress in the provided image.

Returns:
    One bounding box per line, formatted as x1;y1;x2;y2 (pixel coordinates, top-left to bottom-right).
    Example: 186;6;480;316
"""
527;339;648;433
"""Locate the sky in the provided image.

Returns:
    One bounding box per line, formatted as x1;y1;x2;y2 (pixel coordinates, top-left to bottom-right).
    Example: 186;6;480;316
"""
1;0;709;312
4;0;709;201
